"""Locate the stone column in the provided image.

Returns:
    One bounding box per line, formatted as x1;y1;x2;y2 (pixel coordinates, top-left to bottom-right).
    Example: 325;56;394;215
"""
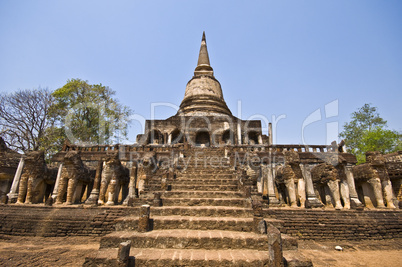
138;204;151;232
262;165;268;197
244;135;249;145
268;123;273;146
344;165;364;209
117;240;132;266
7;157;24;203
85;161;103;205
267;224;284;267
300;164;323;208
237;123;242;145
51;163;63;200
153;192;162;207
168;133;172;145
258;135;263;145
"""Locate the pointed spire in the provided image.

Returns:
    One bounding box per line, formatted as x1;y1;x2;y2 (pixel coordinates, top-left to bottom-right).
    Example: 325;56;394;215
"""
194;31;214;76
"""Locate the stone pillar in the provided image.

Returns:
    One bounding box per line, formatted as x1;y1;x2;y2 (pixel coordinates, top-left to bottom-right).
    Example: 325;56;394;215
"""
86;161;103;205
168;133;172;145
138;204;151;232
267;164;280;206
153;192;162;207
262;165;268;197
268;123;273;146
237;123;242;145
300;164;323;208
51;163;63;200
344;165;364;209
267;224;284;267
258;134;263;145
7;157;24;203
244;134;249;145
117;240;132;266
252;200;265;234
382;180;396;209
161;177;168;191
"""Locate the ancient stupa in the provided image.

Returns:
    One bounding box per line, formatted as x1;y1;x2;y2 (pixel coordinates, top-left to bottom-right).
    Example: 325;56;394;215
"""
136;32;270;147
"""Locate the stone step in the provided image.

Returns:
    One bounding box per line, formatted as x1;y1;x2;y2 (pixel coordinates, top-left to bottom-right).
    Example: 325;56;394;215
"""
101;230;251;250
100;230;298;251
178;170;234;175
170;184;238;191
162;197;247;207
172;179;238;185
115;215;284;232
176;175;236;179
151;206;253;217
174;177;235;182
85;248;270;266
160;191;243;198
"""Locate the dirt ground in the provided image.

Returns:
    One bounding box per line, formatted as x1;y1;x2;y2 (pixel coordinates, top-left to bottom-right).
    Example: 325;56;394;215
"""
0;235;400;267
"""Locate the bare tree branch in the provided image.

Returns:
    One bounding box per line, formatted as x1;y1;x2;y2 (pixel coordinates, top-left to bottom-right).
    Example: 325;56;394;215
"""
0;88;54;152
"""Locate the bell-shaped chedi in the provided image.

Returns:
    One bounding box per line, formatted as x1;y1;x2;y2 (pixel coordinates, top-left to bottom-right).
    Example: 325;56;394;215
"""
179;32;232;116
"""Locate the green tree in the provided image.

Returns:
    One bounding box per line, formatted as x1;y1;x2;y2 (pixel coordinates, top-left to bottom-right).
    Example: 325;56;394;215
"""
49;78;132;148
340;104;402;164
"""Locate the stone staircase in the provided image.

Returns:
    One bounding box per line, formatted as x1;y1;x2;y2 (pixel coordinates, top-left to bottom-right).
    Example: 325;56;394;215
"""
84;147;310;266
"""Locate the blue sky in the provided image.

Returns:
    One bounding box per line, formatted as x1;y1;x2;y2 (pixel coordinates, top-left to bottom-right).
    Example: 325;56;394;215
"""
0;0;401;145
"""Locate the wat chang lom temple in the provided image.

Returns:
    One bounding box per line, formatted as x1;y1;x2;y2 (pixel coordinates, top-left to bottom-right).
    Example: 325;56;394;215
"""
0;32;401;266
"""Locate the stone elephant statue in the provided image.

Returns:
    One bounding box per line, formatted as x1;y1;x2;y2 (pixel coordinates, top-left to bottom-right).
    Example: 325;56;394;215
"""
275;150;305;208
98;153;129;205
55;151;93;205
136;154;157;196
17;151;56;204
311;159;349;210
353;151;396;209
246;153;262;195
0;137;20;203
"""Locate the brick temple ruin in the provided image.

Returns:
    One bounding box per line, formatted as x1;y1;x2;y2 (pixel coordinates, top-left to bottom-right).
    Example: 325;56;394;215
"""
0;32;401;266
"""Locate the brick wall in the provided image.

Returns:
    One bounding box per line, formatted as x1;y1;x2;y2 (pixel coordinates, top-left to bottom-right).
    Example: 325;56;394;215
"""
0;205;400;240
266;209;402;240
0;205;133;237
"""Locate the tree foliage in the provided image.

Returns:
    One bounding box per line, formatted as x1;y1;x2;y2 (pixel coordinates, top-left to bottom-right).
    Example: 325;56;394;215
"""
340;104;402;164
0;88;54;152
49;78;132;147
